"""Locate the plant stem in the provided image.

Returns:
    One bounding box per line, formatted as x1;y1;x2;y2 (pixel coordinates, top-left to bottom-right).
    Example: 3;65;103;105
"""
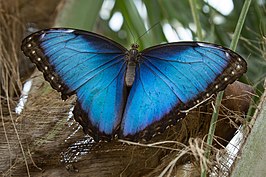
230;0;253;51
189;0;203;40
201;0;253;176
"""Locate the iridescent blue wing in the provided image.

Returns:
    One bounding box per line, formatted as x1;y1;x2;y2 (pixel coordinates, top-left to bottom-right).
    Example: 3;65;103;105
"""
21;28;127;141
122;42;247;140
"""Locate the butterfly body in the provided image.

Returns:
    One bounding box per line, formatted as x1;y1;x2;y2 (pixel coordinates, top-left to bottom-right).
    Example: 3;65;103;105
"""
125;44;140;87
21;28;247;142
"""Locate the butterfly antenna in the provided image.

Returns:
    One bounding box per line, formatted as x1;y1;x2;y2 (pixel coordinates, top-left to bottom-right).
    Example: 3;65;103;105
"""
135;22;160;44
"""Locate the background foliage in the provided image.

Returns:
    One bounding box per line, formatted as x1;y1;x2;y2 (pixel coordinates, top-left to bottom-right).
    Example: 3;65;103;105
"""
55;0;266;92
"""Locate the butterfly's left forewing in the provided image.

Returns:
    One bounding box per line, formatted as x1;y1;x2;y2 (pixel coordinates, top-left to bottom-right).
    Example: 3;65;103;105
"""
22;29;128;141
122;42;247;140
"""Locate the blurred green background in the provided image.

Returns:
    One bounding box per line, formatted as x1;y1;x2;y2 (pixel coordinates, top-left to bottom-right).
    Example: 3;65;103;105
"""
54;0;266;93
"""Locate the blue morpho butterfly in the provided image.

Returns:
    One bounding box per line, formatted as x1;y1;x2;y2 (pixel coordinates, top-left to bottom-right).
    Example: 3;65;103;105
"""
21;28;247;142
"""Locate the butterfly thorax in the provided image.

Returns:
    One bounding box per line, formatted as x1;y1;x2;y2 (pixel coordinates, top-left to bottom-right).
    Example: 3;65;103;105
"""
125;44;140;87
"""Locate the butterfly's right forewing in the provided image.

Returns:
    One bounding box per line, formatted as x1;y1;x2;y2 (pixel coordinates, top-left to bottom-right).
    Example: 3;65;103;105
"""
122;42;247;141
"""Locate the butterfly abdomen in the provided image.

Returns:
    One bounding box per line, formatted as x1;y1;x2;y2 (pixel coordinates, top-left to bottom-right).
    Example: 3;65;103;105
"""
125;61;136;87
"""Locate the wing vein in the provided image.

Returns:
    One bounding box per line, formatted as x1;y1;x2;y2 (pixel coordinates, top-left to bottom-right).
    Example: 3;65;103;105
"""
70;55;126;91
142;59;185;103
142;55;203;93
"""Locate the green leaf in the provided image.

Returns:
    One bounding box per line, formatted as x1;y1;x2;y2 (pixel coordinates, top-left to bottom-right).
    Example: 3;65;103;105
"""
55;0;103;30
